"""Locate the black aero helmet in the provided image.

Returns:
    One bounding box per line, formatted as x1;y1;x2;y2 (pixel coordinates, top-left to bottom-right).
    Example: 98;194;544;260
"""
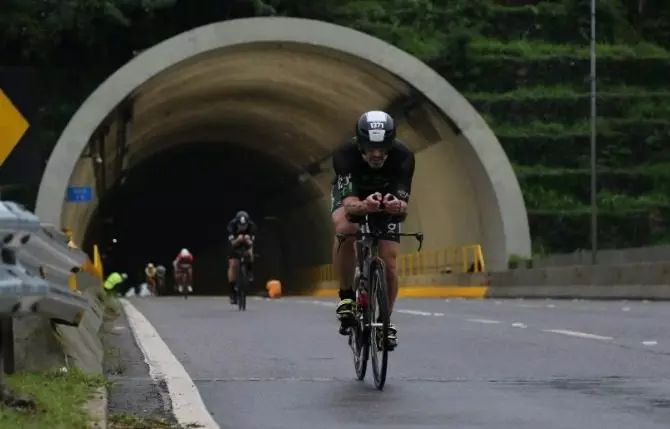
356;110;396;150
236;210;249;224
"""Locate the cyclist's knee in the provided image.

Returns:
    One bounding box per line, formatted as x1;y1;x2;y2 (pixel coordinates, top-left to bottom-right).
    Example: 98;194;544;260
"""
379;241;399;272
332;207;357;234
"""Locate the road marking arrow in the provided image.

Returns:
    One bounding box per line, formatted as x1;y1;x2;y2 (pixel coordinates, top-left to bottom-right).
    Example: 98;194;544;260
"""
0;88;29;166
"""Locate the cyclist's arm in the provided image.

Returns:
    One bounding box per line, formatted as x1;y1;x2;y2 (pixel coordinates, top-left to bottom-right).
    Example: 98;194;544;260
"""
389;152;415;204
227;220;244;245
333;151;364;215
247;222;257;244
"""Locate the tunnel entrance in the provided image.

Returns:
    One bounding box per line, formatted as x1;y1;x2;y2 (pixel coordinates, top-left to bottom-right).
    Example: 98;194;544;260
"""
85;142;326;295
37;17;531;275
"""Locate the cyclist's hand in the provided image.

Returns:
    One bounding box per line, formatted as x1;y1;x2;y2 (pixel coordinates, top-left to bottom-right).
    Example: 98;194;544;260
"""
383;193;407;214
363;193;383;213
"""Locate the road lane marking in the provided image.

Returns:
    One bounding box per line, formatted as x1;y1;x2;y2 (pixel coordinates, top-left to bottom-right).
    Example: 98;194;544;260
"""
543;329;612;341
121;299;220;429
642;340;658;346
466;318;500;324
397;309;432;316
511;322;528;328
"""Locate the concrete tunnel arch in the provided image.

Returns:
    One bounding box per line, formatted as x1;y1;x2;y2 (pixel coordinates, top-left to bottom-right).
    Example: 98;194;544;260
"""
35;17;531;286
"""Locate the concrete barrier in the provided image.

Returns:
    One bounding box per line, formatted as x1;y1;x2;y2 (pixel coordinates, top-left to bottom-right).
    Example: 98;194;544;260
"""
310;272;489;298
488;262;670;300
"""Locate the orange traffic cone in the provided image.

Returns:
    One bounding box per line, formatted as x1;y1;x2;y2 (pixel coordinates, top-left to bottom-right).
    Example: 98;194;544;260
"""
266;279;282;298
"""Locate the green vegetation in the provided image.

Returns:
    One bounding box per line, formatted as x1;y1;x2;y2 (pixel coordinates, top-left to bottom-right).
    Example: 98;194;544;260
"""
0;369;106;429
2;0;669;252
109;413;195;429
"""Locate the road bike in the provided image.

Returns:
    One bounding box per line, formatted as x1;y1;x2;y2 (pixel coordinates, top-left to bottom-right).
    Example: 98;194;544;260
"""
336;212;423;390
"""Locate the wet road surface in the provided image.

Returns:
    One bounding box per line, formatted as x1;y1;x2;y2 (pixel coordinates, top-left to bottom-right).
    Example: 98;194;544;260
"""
128;297;670;429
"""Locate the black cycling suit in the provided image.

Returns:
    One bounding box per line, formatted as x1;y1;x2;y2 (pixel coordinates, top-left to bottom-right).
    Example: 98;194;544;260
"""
227;219;257;259
330;138;416;242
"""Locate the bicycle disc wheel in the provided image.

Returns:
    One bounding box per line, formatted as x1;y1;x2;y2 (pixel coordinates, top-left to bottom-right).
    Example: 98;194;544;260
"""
350;300;369;380
238;264;247;311
369;259;390;390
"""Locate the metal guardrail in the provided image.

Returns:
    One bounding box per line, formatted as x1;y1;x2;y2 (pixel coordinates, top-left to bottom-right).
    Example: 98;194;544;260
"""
0;201;92;376
307;244;486;282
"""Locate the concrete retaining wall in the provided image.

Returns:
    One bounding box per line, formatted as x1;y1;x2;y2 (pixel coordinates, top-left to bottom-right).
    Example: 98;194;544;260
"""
488;262;670;300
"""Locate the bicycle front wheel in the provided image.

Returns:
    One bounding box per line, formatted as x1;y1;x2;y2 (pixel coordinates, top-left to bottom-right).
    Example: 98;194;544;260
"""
238;264;247;311
369;258;390;390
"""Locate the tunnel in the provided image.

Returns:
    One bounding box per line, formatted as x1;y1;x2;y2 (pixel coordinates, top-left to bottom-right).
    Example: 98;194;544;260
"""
35;17;531;294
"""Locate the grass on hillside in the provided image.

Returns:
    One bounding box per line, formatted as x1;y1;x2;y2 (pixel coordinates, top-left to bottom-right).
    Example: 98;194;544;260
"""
470;39;669;58
487;118;670;136
0;369;106;429
109;413;200;429
465;85;670;100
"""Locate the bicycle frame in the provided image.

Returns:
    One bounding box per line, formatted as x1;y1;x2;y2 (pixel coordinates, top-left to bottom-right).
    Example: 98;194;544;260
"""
336;214;424;304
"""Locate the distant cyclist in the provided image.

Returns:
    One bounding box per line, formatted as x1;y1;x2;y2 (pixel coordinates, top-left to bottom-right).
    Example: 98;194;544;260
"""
330;110;415;350
144;263;157;295
173;248;194;293
227;210;257;305
155;264;167;294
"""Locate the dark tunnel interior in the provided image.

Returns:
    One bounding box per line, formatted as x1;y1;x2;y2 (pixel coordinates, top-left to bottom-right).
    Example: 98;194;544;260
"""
84;142;327;296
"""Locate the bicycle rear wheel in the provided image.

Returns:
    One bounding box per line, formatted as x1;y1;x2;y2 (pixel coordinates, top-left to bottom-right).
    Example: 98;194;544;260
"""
238;263;247;311
369;258;390;390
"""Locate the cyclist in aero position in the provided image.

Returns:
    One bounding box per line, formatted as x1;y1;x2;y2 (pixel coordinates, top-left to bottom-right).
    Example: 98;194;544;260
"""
227;210;257;305
331;110;415;350
173;248;194;293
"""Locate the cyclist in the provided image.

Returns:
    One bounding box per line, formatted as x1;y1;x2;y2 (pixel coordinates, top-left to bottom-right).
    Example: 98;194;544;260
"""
227;210;257;305
144;262;157;295
155;264;167;294
173;248;194;293
330;110;415;350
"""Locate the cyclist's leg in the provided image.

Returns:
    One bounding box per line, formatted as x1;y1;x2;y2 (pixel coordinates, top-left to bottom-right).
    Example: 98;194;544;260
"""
244;246;254;282
377;216;403;349
228;251;240;304
331;198;359;333
176;269;184;292
187;266;193;292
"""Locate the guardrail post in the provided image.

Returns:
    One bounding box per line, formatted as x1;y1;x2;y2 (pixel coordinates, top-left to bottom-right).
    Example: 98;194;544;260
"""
0;317;15;374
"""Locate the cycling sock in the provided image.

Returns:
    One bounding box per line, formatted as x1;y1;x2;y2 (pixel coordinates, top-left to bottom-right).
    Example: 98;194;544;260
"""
229;281;236;291
339;289;355;301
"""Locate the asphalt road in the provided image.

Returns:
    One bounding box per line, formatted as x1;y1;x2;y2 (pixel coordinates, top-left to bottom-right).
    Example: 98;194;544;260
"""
124;297;670;429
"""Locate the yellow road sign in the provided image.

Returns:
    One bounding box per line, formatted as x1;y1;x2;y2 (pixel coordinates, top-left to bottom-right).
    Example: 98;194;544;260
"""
0;88;29;166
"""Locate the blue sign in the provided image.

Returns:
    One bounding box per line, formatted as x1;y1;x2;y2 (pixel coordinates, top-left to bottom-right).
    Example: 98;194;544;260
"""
66;186;93;202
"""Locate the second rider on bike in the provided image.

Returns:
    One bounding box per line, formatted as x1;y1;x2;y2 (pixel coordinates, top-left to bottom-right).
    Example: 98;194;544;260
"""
330;110;416;350
227;210;257;305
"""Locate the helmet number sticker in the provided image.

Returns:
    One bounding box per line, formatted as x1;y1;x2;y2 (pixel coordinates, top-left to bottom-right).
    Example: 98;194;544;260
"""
369;122;385;129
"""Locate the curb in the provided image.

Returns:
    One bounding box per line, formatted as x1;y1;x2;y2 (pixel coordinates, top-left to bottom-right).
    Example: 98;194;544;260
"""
86;386;108;429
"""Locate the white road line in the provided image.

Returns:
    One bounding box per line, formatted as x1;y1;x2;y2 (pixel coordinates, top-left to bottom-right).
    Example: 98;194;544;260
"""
511;322;528;328
642;340;658;346
466;318;501;324
543;329;612;341
121;299;220;429
432;312;445;317
397;309;432;316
